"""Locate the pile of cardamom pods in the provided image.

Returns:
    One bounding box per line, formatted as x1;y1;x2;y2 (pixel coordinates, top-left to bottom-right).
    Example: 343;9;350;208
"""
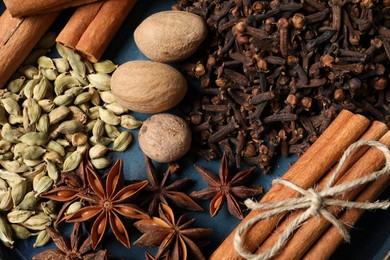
0;32;142;248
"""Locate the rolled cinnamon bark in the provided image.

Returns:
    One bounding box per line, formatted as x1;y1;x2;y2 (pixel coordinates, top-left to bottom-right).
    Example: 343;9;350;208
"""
210;110;370;260
0;9;59;88
57;0;137;62
3;0;101;17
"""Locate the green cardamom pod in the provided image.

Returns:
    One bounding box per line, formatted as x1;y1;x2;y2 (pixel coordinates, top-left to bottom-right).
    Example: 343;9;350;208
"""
74;92;92;105
19;146;46;160
55;138;70;147
93;60;117;74
9;114;23;126
62;151;82;172
26;98;41;125
56;43;70;59
64;86;83;97
46;161;59;182
105;102;129;115
87;73;111;91
92;118;105;140
84;60;95;74
43;150;63;164
24;159;44;168
0;140;12;154
85;120;97;133
17;191;38;210
112;131;133;152
65;201;83;216
52;58;70;73
11;224;31;239
91;157;111;170
21;212;51;230
0;216;14;248
0;179;8;191
19;132;50;146
89;144;110;159
0;188;13;211
37;56;55;70
41;68;58;81
1;98;21;116
88;87;101;106
37;99;55;113
54;73;80;96
48;105;71;125
45;140;66;157
3;129;24;144
40;201;56;216
19;66;39;79
6;77;25;93
70;70;89;86
23;78;40;99
0;170;25;183
53;94;74;107
120;115;143;129
105;124;120;138
32;170;46;192
71;133;88;146
36;114;49;133
99;107;120;125
7;210;35;224
89;136;113;146
87;106;100;120
11;179;27;206
34;176;53;197
99;91;116;104
33;77;50;101
0;161;29;173
69;106;87;124
33;229;51;248
51;120;84;138
68;50;86;79
76;143;89;155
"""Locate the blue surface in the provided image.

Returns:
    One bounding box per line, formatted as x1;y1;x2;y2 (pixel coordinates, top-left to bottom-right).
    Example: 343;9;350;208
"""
1;0;390;259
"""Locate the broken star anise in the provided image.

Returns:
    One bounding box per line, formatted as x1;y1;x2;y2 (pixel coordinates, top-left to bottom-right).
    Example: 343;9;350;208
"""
190;152;263;219
41;153;92;225
141;155;203;216
134;203;212;260
33;222;107;260
66;159;150;249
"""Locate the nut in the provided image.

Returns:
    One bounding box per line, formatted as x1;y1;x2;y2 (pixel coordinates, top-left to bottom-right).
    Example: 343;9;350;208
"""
138;114;191;163
111;61;187;113
134;11;207;62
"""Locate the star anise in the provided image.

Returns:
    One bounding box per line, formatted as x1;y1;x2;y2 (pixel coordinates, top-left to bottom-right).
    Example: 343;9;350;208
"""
134;203;212;260
190;152;263;219
33;222;107;260
141;155;203;216
66;159;150;249
41;153;92;225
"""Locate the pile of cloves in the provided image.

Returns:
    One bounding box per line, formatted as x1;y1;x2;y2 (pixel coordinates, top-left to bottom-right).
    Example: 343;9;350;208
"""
175;0;389;173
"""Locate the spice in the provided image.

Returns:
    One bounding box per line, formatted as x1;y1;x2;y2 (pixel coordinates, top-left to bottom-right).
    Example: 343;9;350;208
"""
176;0;390;172
141;155;203;216
134;203;213;260
66;159;150;249
191;152;262;219
32;223;107;260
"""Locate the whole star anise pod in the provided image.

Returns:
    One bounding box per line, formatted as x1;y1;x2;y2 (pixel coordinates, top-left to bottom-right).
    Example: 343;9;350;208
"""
33;222;107;260
134;203;212;260
141;155;203;216
190;152;263;219
66;159;150;249
41;153;92;225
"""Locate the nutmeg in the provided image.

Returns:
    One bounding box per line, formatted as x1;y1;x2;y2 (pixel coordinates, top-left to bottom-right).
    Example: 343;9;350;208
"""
134;11;207;62
138;114;191;163
110;61;187;114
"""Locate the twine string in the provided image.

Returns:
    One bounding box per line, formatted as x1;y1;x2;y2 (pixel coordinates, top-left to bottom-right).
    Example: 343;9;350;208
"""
234;140;390;260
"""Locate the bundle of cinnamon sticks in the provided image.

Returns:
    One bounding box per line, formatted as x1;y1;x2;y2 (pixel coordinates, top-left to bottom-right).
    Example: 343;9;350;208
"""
211;110;390;259
0;0;137;88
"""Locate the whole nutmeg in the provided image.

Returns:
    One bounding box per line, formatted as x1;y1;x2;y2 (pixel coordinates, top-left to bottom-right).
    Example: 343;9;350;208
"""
134;11;207;62
138;114;191;163
111;61;187;113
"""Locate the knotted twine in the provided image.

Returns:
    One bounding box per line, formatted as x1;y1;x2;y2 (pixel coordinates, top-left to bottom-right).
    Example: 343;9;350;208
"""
234;140;390;260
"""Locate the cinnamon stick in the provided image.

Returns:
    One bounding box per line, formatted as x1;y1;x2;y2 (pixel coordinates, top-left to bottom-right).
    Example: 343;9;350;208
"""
3;0;101;17
256;120;388;255
210;110;370;260
303;170;390;260
272;130;390;259
57;0;137;62
0;9;59;88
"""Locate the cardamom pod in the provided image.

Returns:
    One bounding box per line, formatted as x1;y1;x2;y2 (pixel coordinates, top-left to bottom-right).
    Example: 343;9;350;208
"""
22;163;45;183
45;140;66;157
74;92;92;105
76;143;89;154
3;128;24;143
19;132;50;146
11;224;31;239
37;99;55;113
120;115;143;129
53;58;70;73
112;131;133;152
13;142;29;159
91;157;111;170
68;50;86;79
89;136;113;146
0;161;29;173
51;120;84;138
1;98;21;116
54;73;80;96
46;161;59;182
17;191;39;210
19;66;39;79
0;188;13;211
89;144;110;159
11;179;27;206
65;201;83;215
99;107;120;125
37;56;55;70
71;133;87;146
53;93;74;106
22;107;34;132
92;118;105;140
34;176;53;197
41;68;58;81
7;210;35;224
33;229;51;248
99;91;116;104
64;86;83;97
48;105;71;125
24;159;43;167
55;139;70;147
88;87;101;106
24;78;40;99
70;70;89;86
0;170;25;183
43;150;63;164
56;43;70;59
19;146;46;160
32;170;46;191
105;102;129;115
8;115;24;125
0;216;14;248
40;201;56;216
62;151;82;172
87;73;111;91
36;114;49;133
105;124;120;138
84;60;95;74
69;106;87;124
85;120;97;132
26;98;41;125
93;60;117;74
21;212;51;230
0;152;13;161
6;77;25;93
33;77;50;101
0;140;12;154
87;106;100;120
0;179;8;191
